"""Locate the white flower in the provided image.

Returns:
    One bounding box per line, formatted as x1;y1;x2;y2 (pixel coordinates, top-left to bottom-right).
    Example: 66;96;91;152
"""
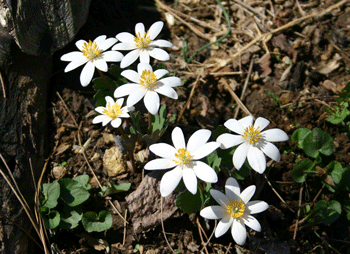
144;127;220;197
112;21;174;68
216;115;289;174
92;96;133;128
114;63;183;115
200;177;268;245
61;35;123;87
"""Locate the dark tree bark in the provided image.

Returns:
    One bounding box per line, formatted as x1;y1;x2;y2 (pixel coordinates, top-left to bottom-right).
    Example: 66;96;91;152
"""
0;1;91;253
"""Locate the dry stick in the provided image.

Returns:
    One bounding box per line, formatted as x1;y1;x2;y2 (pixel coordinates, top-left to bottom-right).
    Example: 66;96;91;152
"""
263;174;294;213
233;0;267;20
222;78;252;117
77;131;128;224
160;197;176;254
56;91;79;127
293;186;303;240
0;70;6;98
155;0;211;41
234;56;254;119
224;242;232;254
196;217;209;254
212;0;348;73
200;220;217;253
176;73;201;123
122;209;127;246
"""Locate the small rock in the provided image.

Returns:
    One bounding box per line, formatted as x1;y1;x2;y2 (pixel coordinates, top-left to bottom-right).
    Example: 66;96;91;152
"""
103;133;115;145
103;146;127;177
52;166;67;179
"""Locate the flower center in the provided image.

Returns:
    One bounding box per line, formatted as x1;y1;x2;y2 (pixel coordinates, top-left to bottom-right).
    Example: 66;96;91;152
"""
134;31;151;49
227;200;245;218
82;40;101;59
242;125;262;144
102;102;122;118
140;70;157;89
173;148;193;166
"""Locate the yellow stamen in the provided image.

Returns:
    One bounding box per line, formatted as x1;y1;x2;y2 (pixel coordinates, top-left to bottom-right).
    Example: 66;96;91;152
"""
140;70;157;89
134;31;151;48
227;200;245;218
173;148;193;166
82;40;101;59
242;125;262;144
102;102;122;118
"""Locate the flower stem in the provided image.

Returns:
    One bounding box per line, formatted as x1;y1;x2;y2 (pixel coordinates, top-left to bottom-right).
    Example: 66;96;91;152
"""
148;112;153;134
97;69;115;92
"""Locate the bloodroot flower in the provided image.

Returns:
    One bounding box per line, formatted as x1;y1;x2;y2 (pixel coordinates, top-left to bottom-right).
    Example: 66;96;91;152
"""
61;35;123;87
144;127;220;197
92;96;133;128
114;63;183;115
112;21;174;68
200;177;268;245
216;115;289;174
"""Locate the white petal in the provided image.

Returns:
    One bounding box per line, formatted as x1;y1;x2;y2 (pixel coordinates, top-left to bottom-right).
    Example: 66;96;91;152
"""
217;133;245;149
114;83;140;98
110;118;122;128
105;96;115;105
93;58;108;72
139;50;150;63
76;39;87;51
64;56;88;72
160;167;183;197
192;161;218;183
137;62;152;74
120;49;140;68
254;117;270;131
116;32;135;43
95;106;105;114
135;22;145;35
183;166;197;194
102;50;123;62
61;51;83;61
172;127;186;150
154;85;178;99
243;215;261;232
154;69;169;79
121;70;140;83
80;61;95;87
262;129;289;142
159;77;183;87
200;206;226;220
144;158;177;170
112;42;136;51
210;189;230;207
148;21;163;40
94;35;107;46
225;177;241;200
233;142;250;169
149;143;177;159
151;39;174;48
231;219;247;245
247;200;269;214
148;48;170;61
115;97;124;105
192;142;220;160
215;215;232;238
144;91;160;115
224;119;245;135
92;115;108;124
127;86;147;106
187;129;211;153
99;37;118;51
247;146;266;174
239;115;254;128
260;142;281;162
240;185;256;204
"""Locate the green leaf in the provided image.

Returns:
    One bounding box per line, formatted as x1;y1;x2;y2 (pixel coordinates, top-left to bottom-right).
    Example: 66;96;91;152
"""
73;175;91;190
82;211;113;232
41;180;60;209
176;188;204;214
302;128;334;158
325;161;345;185
340;167;350;192
59;178;90;207
99;182;131;196
202;150;221;173
59;205;83;229
40;206;60;230
316;200;342;225
327;107;350;125
152;104;169;133
291;159;314;183
291;128;311;149
343;199;350;220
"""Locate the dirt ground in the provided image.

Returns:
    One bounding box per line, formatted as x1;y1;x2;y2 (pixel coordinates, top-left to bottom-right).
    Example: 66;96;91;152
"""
46;0;350;253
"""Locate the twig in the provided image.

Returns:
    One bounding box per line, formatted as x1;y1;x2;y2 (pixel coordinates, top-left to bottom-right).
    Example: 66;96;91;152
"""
233;0;267;20
56;91;79;127
123;209;127;246
176;73;201;123
0;70;6;98
314;230;342;254
234;56;254;118
160;197;176;253
224;242;232;254
197;217;209;254
293;186;303;240
199;220;217;253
